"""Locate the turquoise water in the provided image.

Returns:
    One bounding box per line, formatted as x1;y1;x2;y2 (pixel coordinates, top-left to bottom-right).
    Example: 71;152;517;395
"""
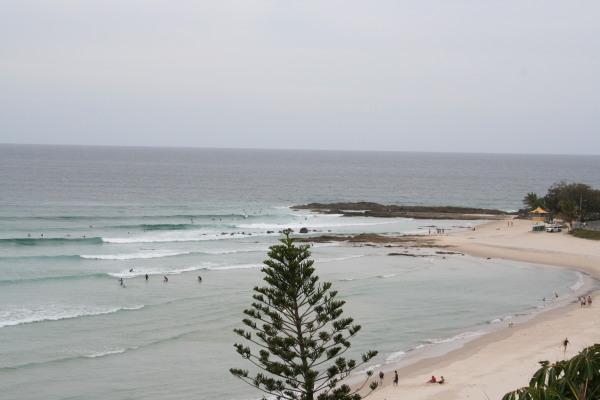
1;145;598;400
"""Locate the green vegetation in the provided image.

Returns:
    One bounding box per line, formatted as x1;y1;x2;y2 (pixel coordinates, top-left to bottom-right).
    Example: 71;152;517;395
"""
523;182;600;224
230;230;378;400
572;229;600;241
503;343;600;400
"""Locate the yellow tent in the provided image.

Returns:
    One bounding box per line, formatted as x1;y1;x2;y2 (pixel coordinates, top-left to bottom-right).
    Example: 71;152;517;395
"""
530;207;549;222
530;207;549;214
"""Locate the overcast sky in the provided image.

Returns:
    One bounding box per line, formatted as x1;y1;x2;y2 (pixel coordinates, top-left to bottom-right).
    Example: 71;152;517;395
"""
1;1;599;154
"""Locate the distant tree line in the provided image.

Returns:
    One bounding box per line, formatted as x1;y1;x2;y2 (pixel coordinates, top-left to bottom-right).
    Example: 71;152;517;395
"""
523;182;600;224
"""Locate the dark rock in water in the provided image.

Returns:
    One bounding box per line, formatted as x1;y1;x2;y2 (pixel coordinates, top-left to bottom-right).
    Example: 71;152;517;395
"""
267;230;274;234
299;227;309;234
388;252;429;257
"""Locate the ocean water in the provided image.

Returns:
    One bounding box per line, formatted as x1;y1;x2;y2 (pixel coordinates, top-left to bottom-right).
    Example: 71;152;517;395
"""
1;144;599;400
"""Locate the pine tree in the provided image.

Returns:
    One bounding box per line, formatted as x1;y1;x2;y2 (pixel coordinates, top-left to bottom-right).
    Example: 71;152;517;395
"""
230;230;378;400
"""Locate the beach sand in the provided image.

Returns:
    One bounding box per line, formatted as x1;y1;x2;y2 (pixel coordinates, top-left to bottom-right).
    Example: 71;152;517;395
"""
367;219;600;400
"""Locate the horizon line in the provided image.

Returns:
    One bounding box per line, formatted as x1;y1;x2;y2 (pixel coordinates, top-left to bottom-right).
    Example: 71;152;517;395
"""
1;142;599;157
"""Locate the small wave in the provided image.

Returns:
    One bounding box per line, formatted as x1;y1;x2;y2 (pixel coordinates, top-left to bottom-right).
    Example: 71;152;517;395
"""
102;232;254;244
84;348;129;358
107;262;262;278
385;351;406;363
0;273;107;286
0;213;273;222
0;305;144;329
377;273;397;279
570;272;585;292
236;220;398;230
81;250;192;260
118;223;196;231
317;255;364;263
205;263;262;271
488;315;513;324
0;237;103;246
424;331;485;345
107;265;213;278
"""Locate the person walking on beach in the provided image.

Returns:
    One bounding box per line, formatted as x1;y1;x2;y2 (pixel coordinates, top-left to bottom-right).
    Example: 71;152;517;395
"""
198;276;202;282
393;370;398;386
163;275;168;283
379;371;384;386
588;295;593;307
563;337;569;357
145;273;149;281
119;278;124;286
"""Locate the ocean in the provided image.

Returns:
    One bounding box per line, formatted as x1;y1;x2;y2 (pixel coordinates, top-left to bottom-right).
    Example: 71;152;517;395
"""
1;144;599;400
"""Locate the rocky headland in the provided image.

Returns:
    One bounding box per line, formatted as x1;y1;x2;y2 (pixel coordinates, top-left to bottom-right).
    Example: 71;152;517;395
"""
291;202;510;220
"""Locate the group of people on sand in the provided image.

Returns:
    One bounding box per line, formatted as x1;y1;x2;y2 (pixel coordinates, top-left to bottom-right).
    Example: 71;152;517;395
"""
376;370;445;389
378;370;400;387
578;295;593;307
427;375;445;384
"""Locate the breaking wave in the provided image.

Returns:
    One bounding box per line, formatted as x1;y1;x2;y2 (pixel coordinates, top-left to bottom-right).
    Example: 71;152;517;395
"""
0;305;145;328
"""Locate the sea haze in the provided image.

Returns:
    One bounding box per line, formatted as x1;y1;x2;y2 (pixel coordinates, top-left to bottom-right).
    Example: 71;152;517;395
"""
0;144;598;400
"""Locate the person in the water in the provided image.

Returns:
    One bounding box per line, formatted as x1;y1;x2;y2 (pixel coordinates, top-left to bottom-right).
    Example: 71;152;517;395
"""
198;276;202;282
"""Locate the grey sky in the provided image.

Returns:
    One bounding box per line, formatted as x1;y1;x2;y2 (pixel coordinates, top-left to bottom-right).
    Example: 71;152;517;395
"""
1;1;599;154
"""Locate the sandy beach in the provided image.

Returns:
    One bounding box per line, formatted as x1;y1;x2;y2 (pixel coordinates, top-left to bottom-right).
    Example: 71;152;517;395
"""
369;219;600;400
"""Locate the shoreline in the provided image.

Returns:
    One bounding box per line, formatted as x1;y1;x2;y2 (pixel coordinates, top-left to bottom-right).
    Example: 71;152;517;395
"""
363;218;600;400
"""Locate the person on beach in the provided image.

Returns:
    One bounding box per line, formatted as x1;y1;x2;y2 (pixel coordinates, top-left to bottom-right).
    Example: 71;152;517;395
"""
163;276;168;283
393;371;398;386
438;376;445;384
145;273;149;281
198;276;202;282
379;371;384;385
581;297;586;307
119;278;124;286
563;338;569;357
427;376;437;383
588;295;593;307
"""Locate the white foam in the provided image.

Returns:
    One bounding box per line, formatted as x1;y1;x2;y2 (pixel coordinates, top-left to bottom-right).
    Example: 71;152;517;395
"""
385;351;406;362
205;263;262;271
317;255;364;263
570;272;585;292
0;305;144;328
424;330;485;345
107;264;215;278
236;220;399;230
81;250;191;260
102;231;252;244
377;273;397;279
84;348;128;358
